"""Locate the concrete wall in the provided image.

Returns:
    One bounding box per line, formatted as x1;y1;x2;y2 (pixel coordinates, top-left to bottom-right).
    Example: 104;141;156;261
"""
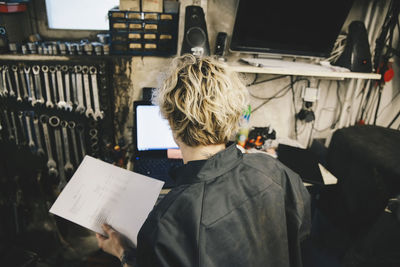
115;0;399;149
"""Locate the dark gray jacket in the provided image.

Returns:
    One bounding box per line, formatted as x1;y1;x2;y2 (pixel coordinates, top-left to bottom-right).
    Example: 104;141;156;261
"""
137;144;311;267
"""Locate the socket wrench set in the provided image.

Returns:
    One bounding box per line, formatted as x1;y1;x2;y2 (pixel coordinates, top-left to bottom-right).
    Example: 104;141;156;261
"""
0;59;114;190
8;36;111;56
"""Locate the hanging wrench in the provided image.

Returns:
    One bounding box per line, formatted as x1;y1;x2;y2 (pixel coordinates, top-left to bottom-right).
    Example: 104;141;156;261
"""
61;65;73;111
17;111;27;145
75;65;85;114
89;66;104;120
11;65;22;102
10;111;18;145
41;65;54;108
82;66;94;119
2;110;13;140
24;66;36;106
68;121;80;166
5;66;16;97
61;120;74;173
19;66;29;100
1;66;8;96
33;115;45;156
24;112;35;149
76;124;86;159
40;115;58;176
69;66;78;106
49;66;59;103
56;65;67;110
32;65;45;105
49;116;67;190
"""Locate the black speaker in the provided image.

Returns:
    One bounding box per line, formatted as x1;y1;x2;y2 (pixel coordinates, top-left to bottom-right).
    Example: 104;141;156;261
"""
181;5;210;57
333;21;372;73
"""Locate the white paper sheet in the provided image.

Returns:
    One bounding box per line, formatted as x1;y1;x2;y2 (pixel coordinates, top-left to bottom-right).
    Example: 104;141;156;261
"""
49;155;164;246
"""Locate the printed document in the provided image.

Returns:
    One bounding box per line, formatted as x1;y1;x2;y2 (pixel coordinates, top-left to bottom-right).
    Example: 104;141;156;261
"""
49;155;164;246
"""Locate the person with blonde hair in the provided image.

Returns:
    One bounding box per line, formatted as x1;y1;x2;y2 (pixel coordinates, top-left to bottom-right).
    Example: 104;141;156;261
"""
96;54;311;267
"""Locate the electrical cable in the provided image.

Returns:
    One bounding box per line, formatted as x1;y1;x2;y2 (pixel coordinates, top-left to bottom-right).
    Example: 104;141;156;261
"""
247;74;288;87
377;90;400;118
250;77;309;113
290;76;298;139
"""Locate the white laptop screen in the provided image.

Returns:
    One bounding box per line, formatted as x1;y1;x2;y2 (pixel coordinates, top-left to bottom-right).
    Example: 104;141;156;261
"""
136;105;179;151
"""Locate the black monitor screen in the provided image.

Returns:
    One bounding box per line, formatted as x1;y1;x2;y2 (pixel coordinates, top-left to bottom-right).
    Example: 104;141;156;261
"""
230;0;355;58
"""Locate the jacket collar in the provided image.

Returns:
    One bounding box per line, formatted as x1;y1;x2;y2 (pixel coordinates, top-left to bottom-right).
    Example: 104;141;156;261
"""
171;144;243;186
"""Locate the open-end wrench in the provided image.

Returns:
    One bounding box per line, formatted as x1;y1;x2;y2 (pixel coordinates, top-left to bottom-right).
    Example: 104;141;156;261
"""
17;111;27;144
24;112;35;149
0;66;4;97
68;121;80;166
19;67;29;100
9;111;17;143
89;66;104;120
75;65;85;114
1;66;8;96
40;115;58;176
61;120;74;173
41;65;54;108
82;66;94;119
49;116;67;190
2;110;13;140
5;66;15;97
49;66;58;103
33;115;45;156
61;65;73;111
55;65;67;110
32;65;45;105
11;65;22;102
76;123;86;159
24;66;36;105
69;66;78;106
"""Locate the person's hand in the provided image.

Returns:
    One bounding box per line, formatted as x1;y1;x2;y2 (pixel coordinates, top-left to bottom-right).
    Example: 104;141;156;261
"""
96;224;131;259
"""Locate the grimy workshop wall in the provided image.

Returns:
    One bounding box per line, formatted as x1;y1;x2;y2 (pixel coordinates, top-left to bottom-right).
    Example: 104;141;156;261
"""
114;0;400;149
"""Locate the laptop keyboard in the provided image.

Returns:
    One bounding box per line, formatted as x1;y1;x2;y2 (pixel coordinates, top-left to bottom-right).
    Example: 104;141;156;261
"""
134;157;184;188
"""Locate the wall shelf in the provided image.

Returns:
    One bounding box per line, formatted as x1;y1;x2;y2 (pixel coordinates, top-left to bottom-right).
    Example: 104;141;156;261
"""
226;59;382;80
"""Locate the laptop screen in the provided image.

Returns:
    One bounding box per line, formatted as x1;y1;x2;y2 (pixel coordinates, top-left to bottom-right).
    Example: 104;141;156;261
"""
136;105;179;151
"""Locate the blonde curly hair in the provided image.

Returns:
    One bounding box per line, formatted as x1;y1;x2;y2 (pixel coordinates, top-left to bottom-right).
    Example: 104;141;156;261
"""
153;54;249;147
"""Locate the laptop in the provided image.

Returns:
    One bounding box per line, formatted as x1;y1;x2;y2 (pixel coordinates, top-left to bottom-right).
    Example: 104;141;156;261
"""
277;144;325;185
133;101;184;188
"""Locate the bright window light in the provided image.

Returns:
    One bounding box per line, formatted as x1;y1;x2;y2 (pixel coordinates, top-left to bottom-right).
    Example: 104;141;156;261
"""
45;0;119;30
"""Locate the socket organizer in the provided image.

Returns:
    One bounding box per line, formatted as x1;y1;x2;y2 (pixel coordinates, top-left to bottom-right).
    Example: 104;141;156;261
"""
108;7;179;56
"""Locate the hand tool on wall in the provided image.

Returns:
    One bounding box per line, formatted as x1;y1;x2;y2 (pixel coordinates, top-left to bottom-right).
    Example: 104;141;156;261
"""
42;65;54;108
49;66;58;104
61;120;74;173
17;111;27;144
89;66;104;121
24;112;35;149
32;65;45;105
75;65;85;114
61;65;73;111
11;65;22;102
40;115;58;177
5;66;16;98
69;66;78;106
82;66;94;119
49;116;67;190
56;65;67;110
19;66;29;100
10;111;19;145
33;115;45;156
1;66;8;96
76;123;86;159
68;121;80;166
2;110;13;140
24;66;36;106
